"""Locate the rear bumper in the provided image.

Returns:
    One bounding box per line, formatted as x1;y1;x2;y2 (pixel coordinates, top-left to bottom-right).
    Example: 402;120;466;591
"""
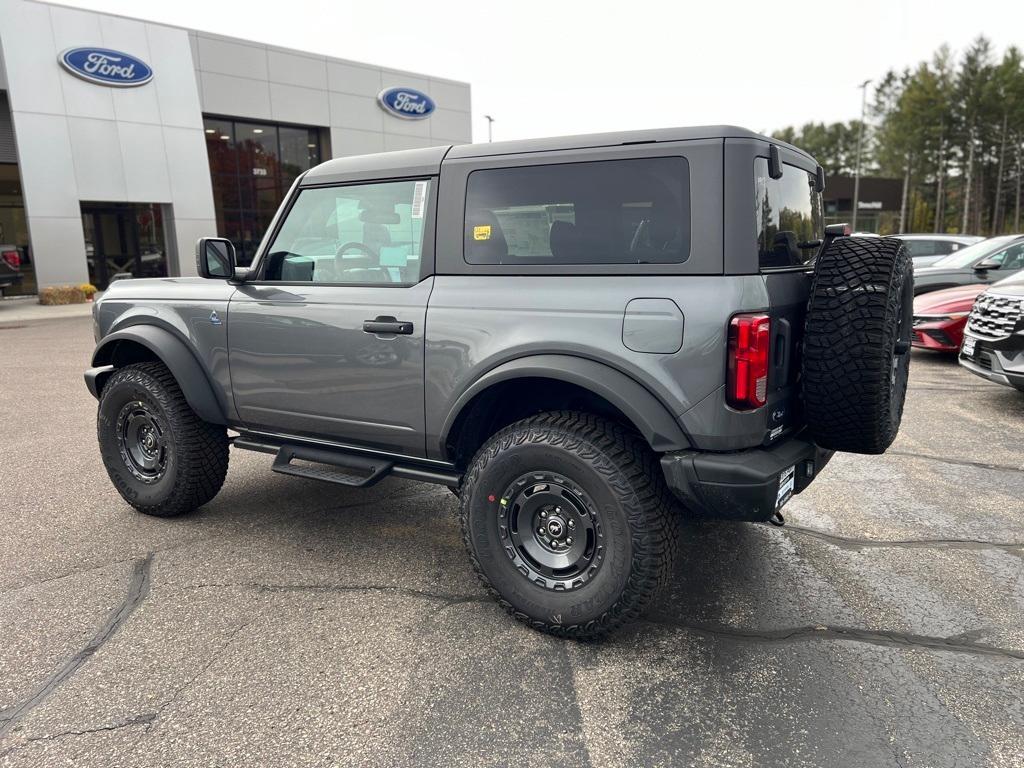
660;433;834;521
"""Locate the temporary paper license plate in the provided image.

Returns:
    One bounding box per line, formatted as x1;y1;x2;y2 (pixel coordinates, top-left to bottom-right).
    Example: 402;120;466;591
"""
962;336;976;357
776;465;796;511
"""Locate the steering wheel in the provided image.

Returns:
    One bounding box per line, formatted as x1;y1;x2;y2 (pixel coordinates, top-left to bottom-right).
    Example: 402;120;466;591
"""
334;241;392;283
335;241;374;259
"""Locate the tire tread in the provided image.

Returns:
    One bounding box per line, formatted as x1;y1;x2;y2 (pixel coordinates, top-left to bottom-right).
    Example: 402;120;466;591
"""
459;410;678;639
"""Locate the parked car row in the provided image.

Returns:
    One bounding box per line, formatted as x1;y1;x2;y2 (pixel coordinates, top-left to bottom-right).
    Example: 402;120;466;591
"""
911;261;1024;394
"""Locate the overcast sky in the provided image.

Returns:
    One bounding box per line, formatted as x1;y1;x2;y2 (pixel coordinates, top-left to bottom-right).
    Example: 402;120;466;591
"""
57;0;1024;143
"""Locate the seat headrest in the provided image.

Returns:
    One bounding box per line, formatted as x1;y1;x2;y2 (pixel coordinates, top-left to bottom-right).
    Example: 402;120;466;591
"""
549;220;581;262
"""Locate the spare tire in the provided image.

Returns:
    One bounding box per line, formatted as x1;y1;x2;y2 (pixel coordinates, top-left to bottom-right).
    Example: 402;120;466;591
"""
802;236;913;454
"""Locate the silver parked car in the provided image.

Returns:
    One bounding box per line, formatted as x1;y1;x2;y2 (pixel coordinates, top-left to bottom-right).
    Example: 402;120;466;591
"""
893;233;983;268
913;235;1024;295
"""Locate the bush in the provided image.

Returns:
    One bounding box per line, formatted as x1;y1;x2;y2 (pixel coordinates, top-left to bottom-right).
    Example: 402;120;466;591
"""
39;285;89;305
79;283;98;299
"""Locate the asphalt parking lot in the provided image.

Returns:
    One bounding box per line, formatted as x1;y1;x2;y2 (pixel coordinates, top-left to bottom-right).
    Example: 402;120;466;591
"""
1;314;1023;768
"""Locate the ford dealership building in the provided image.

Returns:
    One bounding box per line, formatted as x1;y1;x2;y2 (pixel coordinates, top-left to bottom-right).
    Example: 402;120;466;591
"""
0;0;472;294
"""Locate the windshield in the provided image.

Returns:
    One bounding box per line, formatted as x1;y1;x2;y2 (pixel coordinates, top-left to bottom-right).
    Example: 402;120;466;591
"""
931;235;1021;269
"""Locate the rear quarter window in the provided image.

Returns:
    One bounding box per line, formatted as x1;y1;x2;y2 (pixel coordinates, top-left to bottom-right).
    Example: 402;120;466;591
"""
464;157;690;266
904;240;956;258
754;158;823;269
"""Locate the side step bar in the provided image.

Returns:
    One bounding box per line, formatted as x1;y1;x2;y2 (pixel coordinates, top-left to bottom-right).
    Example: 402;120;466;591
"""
233;436;461;489
273;445;392;487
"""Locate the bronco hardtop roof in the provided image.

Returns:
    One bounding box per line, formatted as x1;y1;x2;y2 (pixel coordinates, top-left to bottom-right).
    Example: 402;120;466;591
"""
300;125;810;186
446;125;806;159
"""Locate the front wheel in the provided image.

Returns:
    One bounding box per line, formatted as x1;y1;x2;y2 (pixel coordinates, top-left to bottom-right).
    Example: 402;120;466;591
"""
459;411;677;639
97;362;229;517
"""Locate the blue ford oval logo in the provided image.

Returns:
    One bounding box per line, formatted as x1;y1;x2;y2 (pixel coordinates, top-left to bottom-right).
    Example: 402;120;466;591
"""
377;87;435;120
59;47;153;87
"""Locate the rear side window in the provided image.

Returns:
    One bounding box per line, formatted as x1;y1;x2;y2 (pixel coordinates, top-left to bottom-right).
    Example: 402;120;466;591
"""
754;158;823;269
464;157;690;265
903;239;956;258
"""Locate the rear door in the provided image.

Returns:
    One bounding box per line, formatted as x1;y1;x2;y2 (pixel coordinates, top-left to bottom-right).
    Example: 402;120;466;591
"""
746;145;823;442
228;177;435;456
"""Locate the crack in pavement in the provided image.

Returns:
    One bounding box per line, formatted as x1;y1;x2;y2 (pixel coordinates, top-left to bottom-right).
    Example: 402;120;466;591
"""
907;384;995;393
171;580;489;607
0;537;205;596
0;553;153;740
25;712;157;744
139;619;255;740
780;524;1024;555
644;615;1024;660
885;449;1023;474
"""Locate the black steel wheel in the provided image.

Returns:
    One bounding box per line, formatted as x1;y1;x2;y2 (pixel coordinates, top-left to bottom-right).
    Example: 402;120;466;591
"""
501;472;604;591
460;411;678;639
116;400;169;483
98;361;228;517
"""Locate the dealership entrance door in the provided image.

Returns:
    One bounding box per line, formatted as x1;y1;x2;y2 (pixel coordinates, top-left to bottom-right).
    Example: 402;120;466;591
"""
81;203;167;290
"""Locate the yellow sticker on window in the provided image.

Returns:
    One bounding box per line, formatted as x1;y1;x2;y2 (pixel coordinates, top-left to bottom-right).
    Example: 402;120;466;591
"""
473;225;492;241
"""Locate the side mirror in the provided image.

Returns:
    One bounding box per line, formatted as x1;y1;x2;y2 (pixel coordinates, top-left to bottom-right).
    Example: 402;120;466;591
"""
974;258;1001;272
196;237;236;280
825;223;851;238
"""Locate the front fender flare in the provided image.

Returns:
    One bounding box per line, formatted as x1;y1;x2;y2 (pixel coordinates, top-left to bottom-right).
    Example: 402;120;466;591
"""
440;354;690;455
88;326;227;425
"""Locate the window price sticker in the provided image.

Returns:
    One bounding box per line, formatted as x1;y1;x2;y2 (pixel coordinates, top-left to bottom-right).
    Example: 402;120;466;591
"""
411;181;428;219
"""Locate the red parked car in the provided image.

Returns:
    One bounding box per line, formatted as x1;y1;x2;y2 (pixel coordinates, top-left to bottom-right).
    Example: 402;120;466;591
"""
911;284;986;352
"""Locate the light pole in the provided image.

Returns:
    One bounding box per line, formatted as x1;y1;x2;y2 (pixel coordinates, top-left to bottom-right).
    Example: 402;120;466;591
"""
851;78;872;231
484;114;495;143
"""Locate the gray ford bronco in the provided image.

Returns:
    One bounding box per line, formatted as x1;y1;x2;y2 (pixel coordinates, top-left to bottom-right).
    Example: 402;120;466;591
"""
86;126;913;638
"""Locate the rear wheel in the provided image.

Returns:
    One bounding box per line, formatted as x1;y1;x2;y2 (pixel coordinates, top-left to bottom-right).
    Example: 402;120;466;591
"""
802;236;913;454
459;411;676;639
97;362;228;517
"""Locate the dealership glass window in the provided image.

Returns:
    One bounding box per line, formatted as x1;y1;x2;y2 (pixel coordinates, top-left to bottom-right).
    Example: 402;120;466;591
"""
203;117;322;265
261;179;430;285
463;157;690;265
0;163;33;295
81;203;166;290
754;158;824;269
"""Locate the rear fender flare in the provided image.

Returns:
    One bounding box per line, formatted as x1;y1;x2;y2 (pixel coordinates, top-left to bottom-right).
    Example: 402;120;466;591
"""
90;326;227;424
440;354;690;455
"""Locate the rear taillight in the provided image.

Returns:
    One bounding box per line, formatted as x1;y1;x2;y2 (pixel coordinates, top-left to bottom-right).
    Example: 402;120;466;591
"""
727;313;771;410
1;250;18;269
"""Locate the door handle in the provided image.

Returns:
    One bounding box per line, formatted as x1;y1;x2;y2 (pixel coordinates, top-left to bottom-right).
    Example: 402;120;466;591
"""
363;316;414;335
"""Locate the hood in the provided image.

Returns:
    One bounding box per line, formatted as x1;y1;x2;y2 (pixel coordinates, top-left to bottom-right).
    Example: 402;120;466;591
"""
988;281;1024;299
913;284;986;314
913;265;960;278
96;276;236;303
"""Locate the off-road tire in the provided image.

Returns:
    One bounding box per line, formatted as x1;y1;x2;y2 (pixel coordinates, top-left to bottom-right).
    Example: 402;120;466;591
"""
802;236;913;454
459;411;677;639
97;362;229;517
